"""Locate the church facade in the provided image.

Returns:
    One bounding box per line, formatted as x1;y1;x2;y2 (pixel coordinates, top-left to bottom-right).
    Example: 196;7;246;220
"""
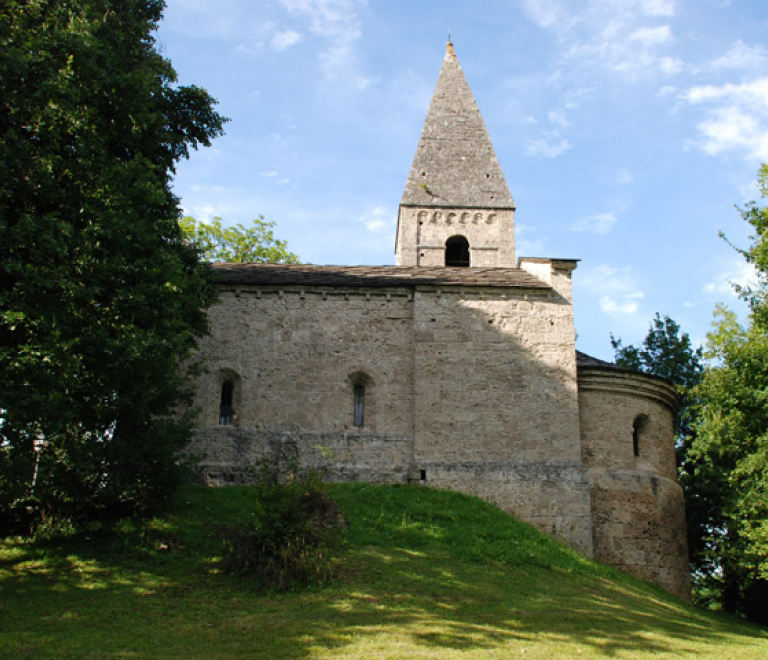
189;43;691;599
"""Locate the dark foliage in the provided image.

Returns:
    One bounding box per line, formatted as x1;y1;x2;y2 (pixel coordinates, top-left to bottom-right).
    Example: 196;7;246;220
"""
0;0;225;532
219;479;347;592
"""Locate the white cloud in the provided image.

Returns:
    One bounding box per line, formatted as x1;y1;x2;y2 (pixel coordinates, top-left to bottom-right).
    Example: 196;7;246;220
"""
515;224;549;256
696;108;765;157
526;108;573;158
357;206;394;233
684;78;768;160
520;0;675;32
520;0;681;80
657;84;677;98
259;171;291;184
580;264;645;317
709;41;768;71
703;259;758;298
548;110;569;128
642;0;676;17
185;203;219;223
629;25;672;47
518;0;577;30
657;56;682;75
569;212;618;234
526;137;572;158
685;78;768;104
271;29;303;51
280;0;367;81
600;293;644;315
190;184;225;194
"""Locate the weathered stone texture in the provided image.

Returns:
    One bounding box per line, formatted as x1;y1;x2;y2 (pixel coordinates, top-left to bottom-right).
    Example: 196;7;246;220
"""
589;469;691;600
396;207;515;267
399;43;514;211
195;286;415;434
396;42;515;269
190;268;594;555
190;286;416;484
189;264;691;598
578;370;678;479
420;462;593;556
189;428;413;486
187;39;692;601
578;369;690;599
412;286;580;464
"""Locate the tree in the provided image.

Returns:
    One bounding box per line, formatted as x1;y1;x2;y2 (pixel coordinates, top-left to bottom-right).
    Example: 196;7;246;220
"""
180;216;299;264
685;164;768;623
0;1;226;531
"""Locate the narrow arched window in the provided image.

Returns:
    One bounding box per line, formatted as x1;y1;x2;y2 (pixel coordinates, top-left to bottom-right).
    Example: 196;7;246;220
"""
220;381;234;426
632;415;648;457
445;235;470;267
632;423;639;457
353;384;365;428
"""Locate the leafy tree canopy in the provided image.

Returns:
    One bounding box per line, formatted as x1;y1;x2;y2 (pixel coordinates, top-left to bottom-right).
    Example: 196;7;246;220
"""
180;216;299;264
0;0;226;531
686;164;768;623
611;314;703;394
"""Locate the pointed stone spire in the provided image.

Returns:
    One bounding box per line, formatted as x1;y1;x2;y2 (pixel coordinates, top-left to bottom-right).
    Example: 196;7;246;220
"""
400;41;514;210
396;42;516;268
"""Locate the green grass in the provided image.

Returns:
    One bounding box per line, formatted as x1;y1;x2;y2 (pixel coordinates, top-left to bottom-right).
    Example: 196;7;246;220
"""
2;483;767;659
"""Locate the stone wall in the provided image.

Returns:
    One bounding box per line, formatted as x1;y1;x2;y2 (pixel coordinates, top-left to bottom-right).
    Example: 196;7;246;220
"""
412;286;579;464
188;271;690;597
190;269;591;555
396;206;515;267
589;468;690;599
409;269;590;555
190;285;416;484
578;368;691;599
420;462;593;556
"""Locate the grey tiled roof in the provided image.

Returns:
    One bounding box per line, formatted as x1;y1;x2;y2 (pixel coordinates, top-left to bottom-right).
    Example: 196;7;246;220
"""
575;351;621;369
212;263;550;290
400;43;515;210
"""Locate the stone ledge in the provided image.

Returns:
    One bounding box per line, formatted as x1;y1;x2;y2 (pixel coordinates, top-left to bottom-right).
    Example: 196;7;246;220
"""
578;369;679;411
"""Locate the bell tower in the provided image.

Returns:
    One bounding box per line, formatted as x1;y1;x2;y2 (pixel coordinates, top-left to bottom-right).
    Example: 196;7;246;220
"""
396;41;516;268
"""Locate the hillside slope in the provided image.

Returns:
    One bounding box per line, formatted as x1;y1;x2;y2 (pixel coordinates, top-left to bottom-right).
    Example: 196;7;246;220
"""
1;483;766;659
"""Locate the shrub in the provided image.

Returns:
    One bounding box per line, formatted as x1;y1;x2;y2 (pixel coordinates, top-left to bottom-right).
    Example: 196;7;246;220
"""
218;478;347;592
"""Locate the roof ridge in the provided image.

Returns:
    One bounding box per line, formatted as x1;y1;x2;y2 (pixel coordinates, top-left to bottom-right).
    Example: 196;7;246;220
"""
210;262;551;290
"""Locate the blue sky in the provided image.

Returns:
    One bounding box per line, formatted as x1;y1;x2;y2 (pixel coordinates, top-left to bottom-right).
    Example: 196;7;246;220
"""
157;0;768;360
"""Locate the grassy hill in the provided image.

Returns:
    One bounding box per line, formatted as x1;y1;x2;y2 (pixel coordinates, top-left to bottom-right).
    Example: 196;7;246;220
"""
2;483;766;659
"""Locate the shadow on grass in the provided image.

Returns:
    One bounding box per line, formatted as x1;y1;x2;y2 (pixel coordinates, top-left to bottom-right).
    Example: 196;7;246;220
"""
2;485;767;659
290;546;766;659
2;541;766;659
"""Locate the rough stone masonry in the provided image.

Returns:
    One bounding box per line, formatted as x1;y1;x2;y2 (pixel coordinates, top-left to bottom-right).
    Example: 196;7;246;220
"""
187;42;691;600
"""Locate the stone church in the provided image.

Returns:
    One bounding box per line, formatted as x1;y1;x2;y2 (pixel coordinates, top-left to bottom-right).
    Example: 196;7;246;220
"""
189;42;691;599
